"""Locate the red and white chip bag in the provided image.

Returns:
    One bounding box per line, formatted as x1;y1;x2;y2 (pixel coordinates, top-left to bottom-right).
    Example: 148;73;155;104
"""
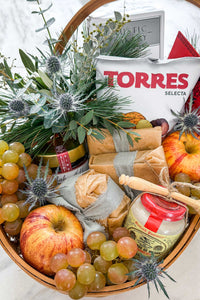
96;56;200;128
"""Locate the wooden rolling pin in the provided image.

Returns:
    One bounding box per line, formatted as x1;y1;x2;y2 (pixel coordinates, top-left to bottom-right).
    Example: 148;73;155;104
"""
119;175;200;215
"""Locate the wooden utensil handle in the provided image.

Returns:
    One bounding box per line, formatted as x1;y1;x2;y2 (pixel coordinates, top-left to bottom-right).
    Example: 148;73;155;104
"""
119;175;200;214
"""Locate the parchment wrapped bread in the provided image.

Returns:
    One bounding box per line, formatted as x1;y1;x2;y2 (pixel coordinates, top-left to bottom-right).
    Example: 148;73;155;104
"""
75;170;131;234
89;146;168;186
49;170;131;237
87;127;162;155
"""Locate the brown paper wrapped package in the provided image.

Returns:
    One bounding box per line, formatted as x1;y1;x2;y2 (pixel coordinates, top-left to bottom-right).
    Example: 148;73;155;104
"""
75;170;131;234
87;127;162;155
89;146;168;186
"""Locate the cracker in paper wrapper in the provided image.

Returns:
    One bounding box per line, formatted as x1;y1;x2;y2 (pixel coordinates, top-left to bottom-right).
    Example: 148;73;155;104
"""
87;127;162;155
49;170;131;237
89;146;168;186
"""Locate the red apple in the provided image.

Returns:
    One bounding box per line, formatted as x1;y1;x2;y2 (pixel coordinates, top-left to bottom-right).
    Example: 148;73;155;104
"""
162;131;200;181
20;204;84;276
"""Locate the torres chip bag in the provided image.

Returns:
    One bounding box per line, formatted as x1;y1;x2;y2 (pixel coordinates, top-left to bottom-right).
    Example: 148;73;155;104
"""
96;56;200;128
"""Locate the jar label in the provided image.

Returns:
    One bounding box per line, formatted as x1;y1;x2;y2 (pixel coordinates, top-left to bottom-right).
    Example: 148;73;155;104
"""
124;209;182;258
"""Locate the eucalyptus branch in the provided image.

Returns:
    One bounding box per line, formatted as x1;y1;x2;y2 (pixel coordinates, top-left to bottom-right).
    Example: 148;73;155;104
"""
36;0;55;54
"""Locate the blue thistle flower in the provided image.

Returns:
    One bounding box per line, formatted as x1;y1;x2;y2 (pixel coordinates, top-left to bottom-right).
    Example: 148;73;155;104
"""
22;160;58;210
46;55;61;75
129;253;176;299
8;98;29;117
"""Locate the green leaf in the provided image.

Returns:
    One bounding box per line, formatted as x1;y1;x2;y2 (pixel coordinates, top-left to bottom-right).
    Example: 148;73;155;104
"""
38;70;53;89
1;125;6;134
91;129;105;140
36;18;55;32
114;11;122;21
83;42;91;54
77;126;86;144
3;59;13;79
117;121;135;128
69;120;77;130
46;17;55;28
80;110;94;126
19;49;35;72
32;3;53;15
127;133;133;147
93;115;98;125
103;119;114;135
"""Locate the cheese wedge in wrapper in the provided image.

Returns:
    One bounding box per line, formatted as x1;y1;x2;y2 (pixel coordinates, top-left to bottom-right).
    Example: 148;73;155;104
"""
89;146;168;187
87;127;162;156
49;170;131;237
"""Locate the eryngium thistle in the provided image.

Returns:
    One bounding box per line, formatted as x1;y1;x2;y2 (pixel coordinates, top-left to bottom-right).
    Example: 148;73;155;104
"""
22;160;58;210
171;95;200;139
8;99;29;117
129;253;176;299
46;55;61;74
59;93;73;111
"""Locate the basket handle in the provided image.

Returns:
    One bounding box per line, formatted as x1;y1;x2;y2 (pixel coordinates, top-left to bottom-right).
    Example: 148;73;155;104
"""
55;0;116;54
55;0;200;54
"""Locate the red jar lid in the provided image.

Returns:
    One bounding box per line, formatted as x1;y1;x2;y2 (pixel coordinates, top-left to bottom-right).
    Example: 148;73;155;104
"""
141;193;186;222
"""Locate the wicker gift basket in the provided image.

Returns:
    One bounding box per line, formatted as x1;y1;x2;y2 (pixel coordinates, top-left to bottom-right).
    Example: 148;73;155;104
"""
0;0;200;297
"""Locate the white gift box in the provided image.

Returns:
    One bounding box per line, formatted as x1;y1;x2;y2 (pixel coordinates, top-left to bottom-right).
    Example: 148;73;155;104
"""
96;56;200;128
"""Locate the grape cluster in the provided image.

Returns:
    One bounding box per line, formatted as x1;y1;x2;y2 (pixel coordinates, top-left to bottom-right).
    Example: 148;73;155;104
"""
50;228;138;299
174;172;200;214
0;140;52;236
175;173;200;199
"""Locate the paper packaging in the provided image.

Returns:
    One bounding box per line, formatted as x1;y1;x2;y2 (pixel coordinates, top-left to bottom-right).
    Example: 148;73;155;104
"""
96;56;200;129
87;127;162;156
50;170;131;237
89;146;168;186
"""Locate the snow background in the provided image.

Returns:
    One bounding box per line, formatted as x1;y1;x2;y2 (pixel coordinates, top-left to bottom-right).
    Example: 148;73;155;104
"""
0;1;200;300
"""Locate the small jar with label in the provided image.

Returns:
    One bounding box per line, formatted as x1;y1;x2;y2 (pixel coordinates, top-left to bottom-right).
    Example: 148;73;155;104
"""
125;193;187;259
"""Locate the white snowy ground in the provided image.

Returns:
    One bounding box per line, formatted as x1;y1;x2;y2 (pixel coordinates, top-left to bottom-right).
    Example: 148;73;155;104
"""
0;1;200;300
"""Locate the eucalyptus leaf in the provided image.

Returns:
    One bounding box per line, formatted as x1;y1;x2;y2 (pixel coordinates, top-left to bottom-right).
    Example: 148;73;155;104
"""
77;126;86;144
32;3;53;15
103;119;114;135
30;105;43;114
83;42;91;54
38;70;53;89
91;129;105;140
114;11;122;21
16;79;33;98
19;49;35;72
69;120;77;130
80;110;93;126
117;121;135;128
46;17;55;28
127;133;133;147
3;59;13;79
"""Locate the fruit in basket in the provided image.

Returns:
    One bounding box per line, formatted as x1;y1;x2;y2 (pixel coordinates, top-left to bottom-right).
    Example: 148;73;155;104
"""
88;271;106;291
117;237;138;259
20;205;84;275
150;118;169;137
2;163;19;180
123;112;146;128
9;142;25;155
100;241;119;261
136;119;152;129
0;140;9;155
54;269;76;291
77;263;96;285
68;281;88;299
107;263;129;284
86;231;106;250
112;227;131;242
50;253;68;273
162;131;200;180
66;248;86;268
174;173;191;196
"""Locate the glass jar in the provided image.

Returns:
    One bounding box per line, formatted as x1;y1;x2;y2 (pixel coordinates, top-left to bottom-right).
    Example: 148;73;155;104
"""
125;193;187;259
